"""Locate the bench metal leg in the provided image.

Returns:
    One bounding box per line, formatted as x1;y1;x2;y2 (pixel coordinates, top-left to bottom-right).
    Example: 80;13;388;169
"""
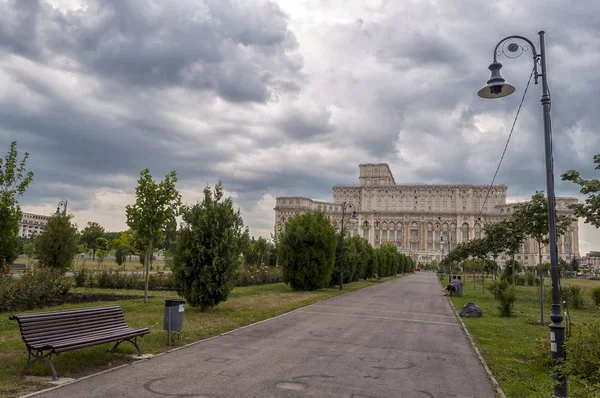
21;349;58;381
111;337;142;356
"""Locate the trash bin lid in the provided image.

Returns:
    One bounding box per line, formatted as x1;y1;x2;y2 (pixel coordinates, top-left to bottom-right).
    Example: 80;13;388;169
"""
165;298;186;306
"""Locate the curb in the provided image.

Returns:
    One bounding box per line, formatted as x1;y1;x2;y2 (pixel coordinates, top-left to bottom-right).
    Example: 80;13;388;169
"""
445;295;506;398
19;275;408;397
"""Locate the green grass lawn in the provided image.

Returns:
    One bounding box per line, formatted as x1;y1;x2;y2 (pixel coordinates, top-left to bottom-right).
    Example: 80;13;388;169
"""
444;274;600;398
0;275;402;397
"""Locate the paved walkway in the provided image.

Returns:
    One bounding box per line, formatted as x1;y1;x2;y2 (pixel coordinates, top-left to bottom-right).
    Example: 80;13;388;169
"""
36;273;495;398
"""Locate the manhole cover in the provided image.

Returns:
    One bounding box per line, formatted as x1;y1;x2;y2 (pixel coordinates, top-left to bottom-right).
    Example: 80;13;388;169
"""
276;382;307;391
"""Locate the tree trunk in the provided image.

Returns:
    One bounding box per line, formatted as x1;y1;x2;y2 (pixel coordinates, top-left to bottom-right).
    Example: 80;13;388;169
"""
511;254;515;286
92;249;96;261
482;259;485;294
144;237;154;304
538;241;544;325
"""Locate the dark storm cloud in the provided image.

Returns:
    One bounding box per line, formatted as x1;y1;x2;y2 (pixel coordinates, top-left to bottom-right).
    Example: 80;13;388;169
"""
0;0;302;103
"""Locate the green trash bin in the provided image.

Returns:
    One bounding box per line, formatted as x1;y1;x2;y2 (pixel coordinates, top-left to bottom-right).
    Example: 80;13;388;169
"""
164;298;186;345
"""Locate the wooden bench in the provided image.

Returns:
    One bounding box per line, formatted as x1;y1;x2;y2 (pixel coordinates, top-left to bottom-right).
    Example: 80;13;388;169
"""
10;305;149;380
8;263;26;271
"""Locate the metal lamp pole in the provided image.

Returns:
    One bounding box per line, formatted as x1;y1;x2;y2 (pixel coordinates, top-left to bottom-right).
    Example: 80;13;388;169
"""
339;202;358;291
478;31;566;397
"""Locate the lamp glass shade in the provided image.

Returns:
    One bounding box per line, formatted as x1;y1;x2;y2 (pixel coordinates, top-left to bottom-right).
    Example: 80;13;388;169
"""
477;61;516;99
348;212;359;225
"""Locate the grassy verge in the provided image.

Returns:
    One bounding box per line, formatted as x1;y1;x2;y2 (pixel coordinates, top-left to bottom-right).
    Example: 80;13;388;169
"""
443;274;600;398
0;275;403;397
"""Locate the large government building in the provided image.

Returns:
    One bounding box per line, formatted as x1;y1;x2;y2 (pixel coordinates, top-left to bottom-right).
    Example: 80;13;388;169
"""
274;163;579;267
18;212;52;239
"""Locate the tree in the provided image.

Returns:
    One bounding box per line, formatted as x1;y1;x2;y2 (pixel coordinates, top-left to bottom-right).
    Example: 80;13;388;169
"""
561;153;600;227
512;191;574;325
95;237;109;269
279;210;337;291
570;256;580;272
81;222;105;261
22;239;35;269
484;222;509;281
126;169;181;303
502;219;526;285
34;214;79;272
172;182;244;311
0;141;34;272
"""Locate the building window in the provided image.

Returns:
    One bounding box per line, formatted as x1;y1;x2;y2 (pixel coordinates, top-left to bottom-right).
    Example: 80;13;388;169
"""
363;229;369;240
354;229;359;236
389;230;395;241
427;243;433;252
411;230;418;241
462;223;469;242
382;230;387;241
410;242;418;251
474;223;481;239
427;231;433;241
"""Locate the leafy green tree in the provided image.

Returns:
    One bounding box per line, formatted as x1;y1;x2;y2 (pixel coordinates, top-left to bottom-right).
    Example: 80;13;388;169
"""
22;239;35;269
34;214;79;272
561;153;600;228
126;169;181;303
81;222;105;261
570;256;580;272
103;231;122;245
0;141;34;272
363;242;378;279
512;190;574;325
279;211;337;291
172;182;244;311
95;237;109;269
484;222;509;281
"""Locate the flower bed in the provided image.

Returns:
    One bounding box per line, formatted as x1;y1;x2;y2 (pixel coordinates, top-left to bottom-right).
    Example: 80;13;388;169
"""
0;267;71;313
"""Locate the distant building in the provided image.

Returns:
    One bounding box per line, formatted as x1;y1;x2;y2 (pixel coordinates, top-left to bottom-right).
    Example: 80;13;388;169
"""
580;252;600;273
274;163;579;267
18;212;52;238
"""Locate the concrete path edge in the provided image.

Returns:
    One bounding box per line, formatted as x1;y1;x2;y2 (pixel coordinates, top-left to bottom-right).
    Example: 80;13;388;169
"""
446;296;506;398
18;276;403;398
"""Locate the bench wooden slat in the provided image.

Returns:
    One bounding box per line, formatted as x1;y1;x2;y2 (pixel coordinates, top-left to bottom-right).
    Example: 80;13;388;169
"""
19;314;126;335
31;328;149;351
25;325;133;345
12;305;121;319
16;306;123;323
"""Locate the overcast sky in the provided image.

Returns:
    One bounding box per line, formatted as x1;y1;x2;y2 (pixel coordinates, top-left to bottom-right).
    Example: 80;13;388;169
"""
1;0;598;254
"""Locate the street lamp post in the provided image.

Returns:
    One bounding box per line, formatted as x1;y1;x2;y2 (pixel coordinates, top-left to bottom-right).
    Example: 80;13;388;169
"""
55;201;68;216
339;202;358;291
478;31;566;397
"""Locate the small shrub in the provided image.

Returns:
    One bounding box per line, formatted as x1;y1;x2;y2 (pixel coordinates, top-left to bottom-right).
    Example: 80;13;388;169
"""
563;286;584;309
558;319;600;396
498;287;516;317
591;287;600;307
516;275;526;286
73;266;88;288
526;271;535;286
489;280;509;300
531;337;552;367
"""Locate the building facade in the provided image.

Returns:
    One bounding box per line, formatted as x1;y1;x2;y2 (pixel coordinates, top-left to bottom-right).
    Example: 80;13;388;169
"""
18;212;52;238
274;163;579;267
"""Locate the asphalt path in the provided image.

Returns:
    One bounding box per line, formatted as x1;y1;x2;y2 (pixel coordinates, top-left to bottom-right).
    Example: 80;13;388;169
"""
35;273;495;398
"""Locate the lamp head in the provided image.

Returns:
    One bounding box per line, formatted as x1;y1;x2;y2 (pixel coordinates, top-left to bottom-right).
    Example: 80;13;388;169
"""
349;211;359;225
477;61;516;99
